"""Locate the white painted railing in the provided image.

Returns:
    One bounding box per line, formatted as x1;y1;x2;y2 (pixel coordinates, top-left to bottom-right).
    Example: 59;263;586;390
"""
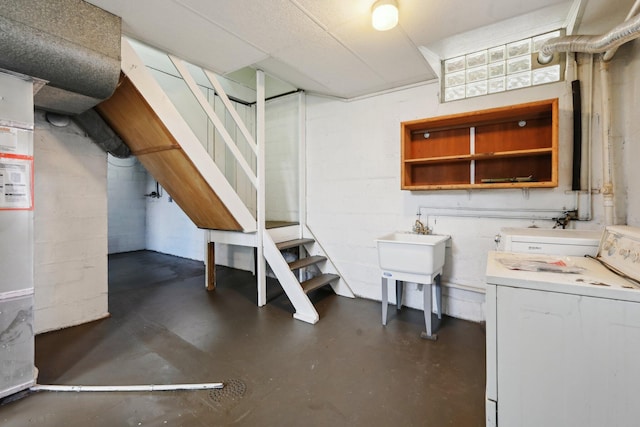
128;39;259;219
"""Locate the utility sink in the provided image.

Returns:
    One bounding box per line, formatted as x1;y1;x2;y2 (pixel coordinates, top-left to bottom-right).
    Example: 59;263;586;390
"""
376;232;450;278
375;232;451;341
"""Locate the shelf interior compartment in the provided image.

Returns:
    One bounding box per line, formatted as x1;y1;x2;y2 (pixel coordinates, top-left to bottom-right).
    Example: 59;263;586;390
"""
475;154;552;183
400;99;557;190
475;115;552;153
406;127;469;159
406;161;471;187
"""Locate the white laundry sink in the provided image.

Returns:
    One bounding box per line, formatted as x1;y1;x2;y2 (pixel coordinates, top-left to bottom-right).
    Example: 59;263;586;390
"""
376;232;451;340
376;232;450;278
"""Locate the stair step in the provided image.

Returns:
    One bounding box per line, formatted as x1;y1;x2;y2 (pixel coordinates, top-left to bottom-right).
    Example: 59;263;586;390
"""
288;255;327;271
276;238;315;250
301;273;339;294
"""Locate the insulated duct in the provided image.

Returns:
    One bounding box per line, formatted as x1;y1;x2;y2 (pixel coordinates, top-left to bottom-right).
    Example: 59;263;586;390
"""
72;108;131;158
0;0;121;115
538;12;640;64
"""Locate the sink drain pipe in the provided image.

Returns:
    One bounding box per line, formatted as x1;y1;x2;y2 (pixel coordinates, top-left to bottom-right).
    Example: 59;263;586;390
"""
31;382;223;392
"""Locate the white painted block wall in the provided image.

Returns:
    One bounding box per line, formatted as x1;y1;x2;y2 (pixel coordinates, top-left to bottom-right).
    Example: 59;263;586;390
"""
305;70;610;322
34;111;109;333
107;154;147;254
614;43;640;227
144;175;205;262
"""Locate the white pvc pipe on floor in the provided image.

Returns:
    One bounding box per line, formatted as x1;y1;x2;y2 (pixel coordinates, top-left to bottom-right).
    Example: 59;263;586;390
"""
31;383;224;392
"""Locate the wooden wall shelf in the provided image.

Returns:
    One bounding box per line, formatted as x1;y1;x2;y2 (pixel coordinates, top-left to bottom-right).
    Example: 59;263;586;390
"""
401;99;558;190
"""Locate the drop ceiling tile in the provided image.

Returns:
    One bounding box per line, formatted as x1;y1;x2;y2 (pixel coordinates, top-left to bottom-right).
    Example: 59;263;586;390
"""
424;2;574;60
402;0;570;47
255;57;332;95
89;0;268;73
331;19;436;85
269;24;386;98
175;0;320;53
292;0;372;29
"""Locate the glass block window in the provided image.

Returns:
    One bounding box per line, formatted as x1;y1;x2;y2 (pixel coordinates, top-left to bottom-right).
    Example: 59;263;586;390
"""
443;30;562;102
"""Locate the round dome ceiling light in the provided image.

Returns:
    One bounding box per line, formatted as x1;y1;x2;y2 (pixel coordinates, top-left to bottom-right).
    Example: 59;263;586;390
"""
372;0;399;31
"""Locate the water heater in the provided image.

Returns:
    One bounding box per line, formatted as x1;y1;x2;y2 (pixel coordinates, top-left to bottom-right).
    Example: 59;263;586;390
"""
0;71;36;399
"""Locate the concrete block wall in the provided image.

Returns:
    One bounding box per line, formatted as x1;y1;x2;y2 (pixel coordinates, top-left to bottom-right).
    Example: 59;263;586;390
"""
613;42;640;227
34;111;108;333
305;70;609;322
107;154;147;254
145;174;205;262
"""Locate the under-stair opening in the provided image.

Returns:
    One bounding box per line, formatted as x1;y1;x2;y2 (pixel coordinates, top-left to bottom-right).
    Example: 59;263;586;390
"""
102;37;354;325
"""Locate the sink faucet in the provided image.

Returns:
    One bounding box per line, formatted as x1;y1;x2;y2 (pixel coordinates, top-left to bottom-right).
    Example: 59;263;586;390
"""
412;214;430;234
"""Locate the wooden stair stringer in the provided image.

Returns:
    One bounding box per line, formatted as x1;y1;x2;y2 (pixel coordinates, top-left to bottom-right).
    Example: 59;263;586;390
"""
302;225;355;298
263;232;319;324
96;38;257;232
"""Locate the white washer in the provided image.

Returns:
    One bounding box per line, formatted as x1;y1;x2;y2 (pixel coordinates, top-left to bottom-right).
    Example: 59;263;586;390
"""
500;227;602;256
485;226;640;427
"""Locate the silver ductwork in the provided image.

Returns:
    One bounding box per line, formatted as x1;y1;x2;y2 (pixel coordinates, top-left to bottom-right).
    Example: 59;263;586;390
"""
72;108;131;158
0;0;121;115
538;11;640;64
538;2;640;226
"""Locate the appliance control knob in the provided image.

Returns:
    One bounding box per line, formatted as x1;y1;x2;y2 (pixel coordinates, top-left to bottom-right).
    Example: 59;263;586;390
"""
632;252;640;263
619;248;631;258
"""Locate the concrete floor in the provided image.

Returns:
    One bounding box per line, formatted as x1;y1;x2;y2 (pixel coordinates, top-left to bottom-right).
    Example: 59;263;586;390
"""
1;250;486;426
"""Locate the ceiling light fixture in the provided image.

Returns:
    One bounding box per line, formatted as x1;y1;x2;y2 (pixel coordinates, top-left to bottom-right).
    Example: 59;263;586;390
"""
371;0;399;31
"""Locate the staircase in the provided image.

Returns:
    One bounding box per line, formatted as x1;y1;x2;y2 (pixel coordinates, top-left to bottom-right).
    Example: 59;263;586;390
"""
99;37;354;324
265;234;341;324
282;242;339;294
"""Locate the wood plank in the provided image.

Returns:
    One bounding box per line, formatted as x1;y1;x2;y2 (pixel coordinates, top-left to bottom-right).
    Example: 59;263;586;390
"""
266;220;299;229
276;238;315;250
405;148;553;165
288;256;326;271
301;273;339;294
96;75;243;231
402;98;555;133
131;144;181;156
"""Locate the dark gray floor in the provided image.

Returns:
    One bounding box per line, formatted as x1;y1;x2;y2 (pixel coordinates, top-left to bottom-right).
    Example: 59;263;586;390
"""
1;250;486;426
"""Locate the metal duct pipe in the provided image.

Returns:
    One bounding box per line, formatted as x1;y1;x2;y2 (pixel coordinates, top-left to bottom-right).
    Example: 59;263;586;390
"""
538;12;640;64
0;0;121;114
603;0;640;61
72;108;131;158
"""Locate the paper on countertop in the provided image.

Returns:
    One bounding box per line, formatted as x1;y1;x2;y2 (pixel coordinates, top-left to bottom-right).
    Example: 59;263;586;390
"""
497;256;585;274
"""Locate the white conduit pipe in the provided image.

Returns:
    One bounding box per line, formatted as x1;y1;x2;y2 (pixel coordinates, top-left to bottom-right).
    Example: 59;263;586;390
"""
31;382;224;392
585;53;594;221
538;12;640;64
600;60;615;226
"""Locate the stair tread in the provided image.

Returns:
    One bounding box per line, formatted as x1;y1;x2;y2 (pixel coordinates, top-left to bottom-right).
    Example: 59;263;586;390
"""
288;255;327;271
276;238;315;250
301;273;339;294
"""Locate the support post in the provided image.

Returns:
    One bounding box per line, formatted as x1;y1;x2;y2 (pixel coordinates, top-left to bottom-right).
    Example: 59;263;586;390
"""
256;70;267;306
207;242;216;291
